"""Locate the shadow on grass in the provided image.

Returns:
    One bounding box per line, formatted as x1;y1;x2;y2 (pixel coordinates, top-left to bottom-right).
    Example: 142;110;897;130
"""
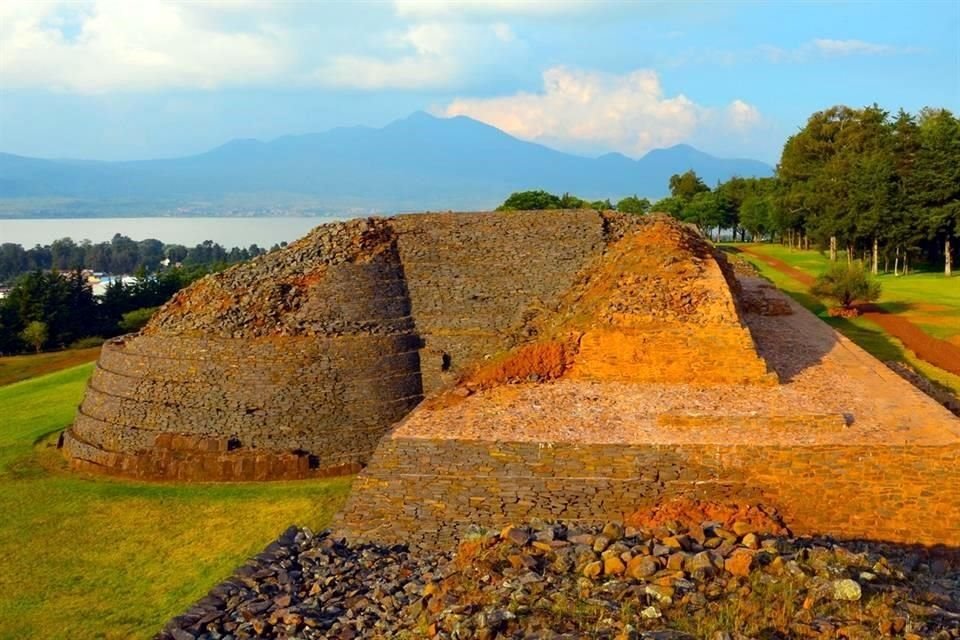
784;293;907;364
870;301;914;314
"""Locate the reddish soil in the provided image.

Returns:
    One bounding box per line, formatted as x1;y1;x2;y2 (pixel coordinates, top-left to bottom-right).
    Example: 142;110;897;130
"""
742;247;960;377
625;499;790;536
466;339;576;388
859;305;960;376
739;248;815;287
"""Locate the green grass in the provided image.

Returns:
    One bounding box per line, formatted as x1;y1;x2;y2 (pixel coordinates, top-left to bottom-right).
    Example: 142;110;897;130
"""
741;244;960;340
0;364;352;639
0;346;101;387
727;243;960;395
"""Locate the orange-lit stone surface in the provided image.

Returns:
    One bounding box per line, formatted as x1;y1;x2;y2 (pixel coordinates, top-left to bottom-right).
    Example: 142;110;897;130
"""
336;277;960;548
61;210;960;551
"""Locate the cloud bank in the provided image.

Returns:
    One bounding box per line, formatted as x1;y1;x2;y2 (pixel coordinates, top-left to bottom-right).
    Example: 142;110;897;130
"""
313;22;517;90
0;1;918;95
0;1;290;93
442;67;761;156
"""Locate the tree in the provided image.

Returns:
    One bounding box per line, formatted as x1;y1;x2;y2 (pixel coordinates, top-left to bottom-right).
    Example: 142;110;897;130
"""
50;238;83;271
739;193;773;240
165;244;189;263
682;191;724;239
668;170;710;201
558;192;588;209
914;108;960;275
20;320;48;353
138;239;165;270
0;243;28;283
810;261;881;314
497;190;563;210
616;195;651;215
778;106;861;255
118;307;158;333
651;196;685;218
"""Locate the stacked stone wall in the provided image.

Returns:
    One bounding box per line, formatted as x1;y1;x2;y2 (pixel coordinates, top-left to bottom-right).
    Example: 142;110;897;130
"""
64;218;425;479
334;437;960;548
391;211;622;392
64;210;639;480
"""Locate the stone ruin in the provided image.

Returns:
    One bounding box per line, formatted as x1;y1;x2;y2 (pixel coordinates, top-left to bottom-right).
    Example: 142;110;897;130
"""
62;211;960;548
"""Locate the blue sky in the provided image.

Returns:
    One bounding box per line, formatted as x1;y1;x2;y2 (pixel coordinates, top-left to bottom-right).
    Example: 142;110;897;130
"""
0;0;957;163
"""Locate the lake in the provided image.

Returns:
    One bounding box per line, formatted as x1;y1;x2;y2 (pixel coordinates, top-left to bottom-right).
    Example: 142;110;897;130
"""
0;217;350;248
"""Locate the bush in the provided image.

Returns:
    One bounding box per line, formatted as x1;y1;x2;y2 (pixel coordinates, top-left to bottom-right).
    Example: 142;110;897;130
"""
810;261;881;311
118;306;159;333
20;320;48;353
70;336;106;349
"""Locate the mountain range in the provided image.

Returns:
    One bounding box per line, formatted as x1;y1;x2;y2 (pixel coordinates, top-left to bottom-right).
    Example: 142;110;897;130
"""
0;111;773;218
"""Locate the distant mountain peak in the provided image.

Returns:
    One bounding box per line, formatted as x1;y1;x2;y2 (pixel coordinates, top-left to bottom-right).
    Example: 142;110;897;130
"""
0;111;773;216
213;137;265;150
596;151;633;162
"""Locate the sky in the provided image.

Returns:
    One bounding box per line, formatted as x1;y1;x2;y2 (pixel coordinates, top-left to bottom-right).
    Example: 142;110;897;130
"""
0;0;957;164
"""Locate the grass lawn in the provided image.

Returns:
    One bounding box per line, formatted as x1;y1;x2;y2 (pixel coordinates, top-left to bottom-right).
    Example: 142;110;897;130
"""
740;244;960;341
727;243;960;395
0;363;353;640
0;346;101;387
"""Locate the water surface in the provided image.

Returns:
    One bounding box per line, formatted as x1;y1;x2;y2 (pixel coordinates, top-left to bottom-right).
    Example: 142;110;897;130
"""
0;217;349;248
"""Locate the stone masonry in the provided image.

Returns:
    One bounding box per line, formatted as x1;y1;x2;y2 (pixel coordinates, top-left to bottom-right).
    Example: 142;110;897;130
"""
62;210;648;479
335;270;960;548
62;210;960;551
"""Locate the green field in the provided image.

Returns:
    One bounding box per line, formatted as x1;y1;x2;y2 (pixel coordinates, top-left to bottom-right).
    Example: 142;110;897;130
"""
0;364;352;639
0;346;101;387
742;243;960;340
729;243;960;394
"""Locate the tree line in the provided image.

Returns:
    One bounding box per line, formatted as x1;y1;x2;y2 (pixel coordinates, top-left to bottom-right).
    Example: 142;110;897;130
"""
0;234;286;285
497;190;651;215
0;266;218;354
653;105;958;275
0;232;295;354
500;105;959;276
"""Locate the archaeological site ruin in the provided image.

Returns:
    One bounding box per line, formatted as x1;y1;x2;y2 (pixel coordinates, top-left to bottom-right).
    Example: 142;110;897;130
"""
62;210;960;548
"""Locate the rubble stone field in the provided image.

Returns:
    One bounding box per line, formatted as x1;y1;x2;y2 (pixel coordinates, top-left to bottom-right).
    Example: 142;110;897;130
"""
160;513;959;640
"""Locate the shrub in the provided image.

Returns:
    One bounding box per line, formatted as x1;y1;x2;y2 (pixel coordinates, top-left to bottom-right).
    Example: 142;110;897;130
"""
70;336;106;349
118;306;159;333
810;261;881;311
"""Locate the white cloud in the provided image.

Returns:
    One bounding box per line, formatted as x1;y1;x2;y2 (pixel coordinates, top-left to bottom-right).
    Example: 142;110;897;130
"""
441;66;761;156
0;0;526;93
0;0;291;93
313;22;516;90
393;0;598;19
661;37;916;68
811;38;896;56
726;99;761;131
492;23;515;43
758;38;910;63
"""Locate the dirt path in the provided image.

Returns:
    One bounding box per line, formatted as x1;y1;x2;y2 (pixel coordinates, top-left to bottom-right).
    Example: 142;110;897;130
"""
739;247;815;287
740;246;960;377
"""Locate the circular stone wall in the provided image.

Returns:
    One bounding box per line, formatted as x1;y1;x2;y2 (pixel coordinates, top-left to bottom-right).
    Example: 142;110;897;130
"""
62;218;423;480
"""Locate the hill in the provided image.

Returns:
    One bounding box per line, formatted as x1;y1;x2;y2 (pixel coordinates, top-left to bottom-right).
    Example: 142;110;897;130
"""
0;112;773;217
